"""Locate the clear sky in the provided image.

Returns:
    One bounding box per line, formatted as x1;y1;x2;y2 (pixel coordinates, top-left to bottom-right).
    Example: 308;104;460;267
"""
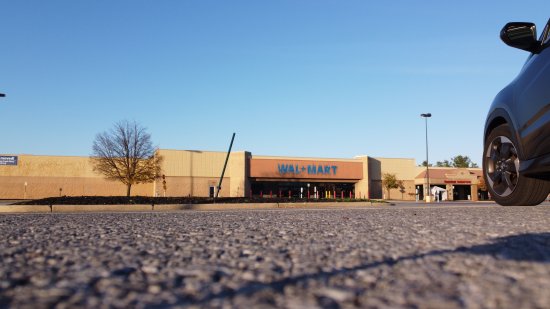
1;1;548;166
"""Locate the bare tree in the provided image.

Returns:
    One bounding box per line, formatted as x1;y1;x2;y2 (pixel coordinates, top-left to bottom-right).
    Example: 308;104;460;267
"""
91;120;162;197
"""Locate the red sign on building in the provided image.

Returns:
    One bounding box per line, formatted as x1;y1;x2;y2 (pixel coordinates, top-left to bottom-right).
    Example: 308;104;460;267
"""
444;180;471;184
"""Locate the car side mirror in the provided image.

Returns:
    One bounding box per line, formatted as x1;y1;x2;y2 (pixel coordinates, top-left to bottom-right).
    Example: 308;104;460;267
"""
500;22;541;53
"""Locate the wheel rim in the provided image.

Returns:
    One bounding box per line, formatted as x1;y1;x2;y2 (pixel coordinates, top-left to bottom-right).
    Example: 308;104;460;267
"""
485;136;520;197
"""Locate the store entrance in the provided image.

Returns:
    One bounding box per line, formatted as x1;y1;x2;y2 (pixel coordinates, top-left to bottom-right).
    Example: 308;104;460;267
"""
453;185;472;200
250;181;356;199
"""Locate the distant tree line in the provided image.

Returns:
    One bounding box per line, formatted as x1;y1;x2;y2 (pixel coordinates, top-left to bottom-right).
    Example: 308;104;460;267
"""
420;155;478;168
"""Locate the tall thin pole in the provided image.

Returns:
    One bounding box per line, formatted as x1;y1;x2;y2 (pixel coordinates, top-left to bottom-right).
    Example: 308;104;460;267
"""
421;113;431;202
425;116;430;202
215;133;236;201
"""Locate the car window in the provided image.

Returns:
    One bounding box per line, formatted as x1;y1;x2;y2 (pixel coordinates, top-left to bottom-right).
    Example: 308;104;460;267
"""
542;20;550;45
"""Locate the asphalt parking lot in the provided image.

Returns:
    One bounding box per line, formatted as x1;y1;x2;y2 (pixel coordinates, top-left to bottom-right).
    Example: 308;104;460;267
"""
1;202;550;308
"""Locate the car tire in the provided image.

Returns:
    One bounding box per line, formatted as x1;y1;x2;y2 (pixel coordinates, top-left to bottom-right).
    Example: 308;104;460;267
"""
483;124;550;206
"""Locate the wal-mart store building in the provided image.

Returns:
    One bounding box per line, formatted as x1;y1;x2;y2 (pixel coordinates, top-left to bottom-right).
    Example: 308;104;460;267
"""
0;149;483;201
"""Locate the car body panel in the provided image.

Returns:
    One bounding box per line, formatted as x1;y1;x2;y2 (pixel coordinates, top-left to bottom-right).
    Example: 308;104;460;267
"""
485;87;524;157
514;48;550;159
485;19;550;179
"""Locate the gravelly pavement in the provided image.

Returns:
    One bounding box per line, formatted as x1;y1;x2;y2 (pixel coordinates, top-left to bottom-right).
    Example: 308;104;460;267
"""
1;204;550;308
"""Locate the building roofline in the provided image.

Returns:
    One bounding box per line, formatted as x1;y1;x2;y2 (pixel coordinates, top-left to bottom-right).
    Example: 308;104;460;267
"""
252;155;361;162
355;155;416;161
158;148;249;154
2;154;92;159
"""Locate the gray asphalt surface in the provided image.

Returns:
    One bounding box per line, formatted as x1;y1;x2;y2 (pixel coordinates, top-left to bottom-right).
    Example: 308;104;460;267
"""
1;203;550;308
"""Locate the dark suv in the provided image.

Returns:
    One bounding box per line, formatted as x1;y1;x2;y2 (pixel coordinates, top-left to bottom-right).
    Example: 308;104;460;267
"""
484;19;550;205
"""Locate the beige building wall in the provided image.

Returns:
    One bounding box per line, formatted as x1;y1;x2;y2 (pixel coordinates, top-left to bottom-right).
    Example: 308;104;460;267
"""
153;149;247;198
375;158;418;180
0;150;249;199
353;156;370;199
0;155;150;199
1;151;420;200
378;157;417;201
229;152;250;197
365;157;417;200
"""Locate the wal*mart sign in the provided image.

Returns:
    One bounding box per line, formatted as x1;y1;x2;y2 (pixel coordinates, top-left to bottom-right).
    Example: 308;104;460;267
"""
0;156;18;166
249;158;363;180
278;164;337;176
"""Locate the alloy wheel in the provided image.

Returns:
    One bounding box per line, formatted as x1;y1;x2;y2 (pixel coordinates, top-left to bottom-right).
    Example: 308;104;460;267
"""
485;136;520;197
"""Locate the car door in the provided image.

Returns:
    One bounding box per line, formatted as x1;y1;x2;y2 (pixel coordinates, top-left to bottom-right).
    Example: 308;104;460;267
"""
514;20;550;160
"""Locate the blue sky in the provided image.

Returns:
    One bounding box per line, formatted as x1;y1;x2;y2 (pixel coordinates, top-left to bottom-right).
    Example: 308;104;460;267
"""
1;1;548;165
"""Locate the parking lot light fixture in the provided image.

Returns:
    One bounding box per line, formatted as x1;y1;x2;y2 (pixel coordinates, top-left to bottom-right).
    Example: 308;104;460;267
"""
421;113;432;202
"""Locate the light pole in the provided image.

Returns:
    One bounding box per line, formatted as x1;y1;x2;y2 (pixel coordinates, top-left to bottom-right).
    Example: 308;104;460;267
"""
420;113;431;202
0;93;5;98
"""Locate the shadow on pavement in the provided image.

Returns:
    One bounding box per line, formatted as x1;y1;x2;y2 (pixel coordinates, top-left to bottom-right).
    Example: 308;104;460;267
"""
455;232;550;262
192;232;550;305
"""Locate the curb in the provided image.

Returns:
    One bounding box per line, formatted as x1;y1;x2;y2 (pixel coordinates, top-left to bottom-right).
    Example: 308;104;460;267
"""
0;201;387;213
0;205;53;213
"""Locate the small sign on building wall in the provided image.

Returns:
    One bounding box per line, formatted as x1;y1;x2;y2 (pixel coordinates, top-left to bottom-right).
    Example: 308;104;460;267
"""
0;156;18;166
